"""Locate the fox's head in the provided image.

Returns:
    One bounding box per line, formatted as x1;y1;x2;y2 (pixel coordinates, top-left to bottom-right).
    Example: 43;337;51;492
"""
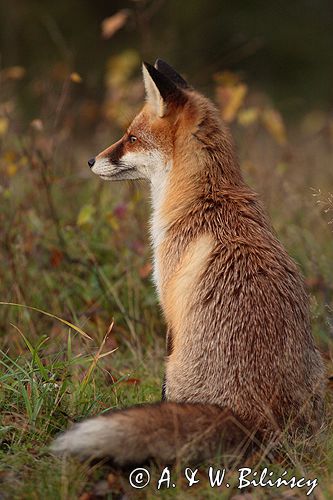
88;59;240;187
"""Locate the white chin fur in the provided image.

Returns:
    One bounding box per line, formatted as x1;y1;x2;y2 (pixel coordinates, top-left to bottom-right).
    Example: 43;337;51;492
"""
91;158;117;178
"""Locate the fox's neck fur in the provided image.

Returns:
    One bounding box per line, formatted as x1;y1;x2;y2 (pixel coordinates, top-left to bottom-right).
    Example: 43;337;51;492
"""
149;96;267;304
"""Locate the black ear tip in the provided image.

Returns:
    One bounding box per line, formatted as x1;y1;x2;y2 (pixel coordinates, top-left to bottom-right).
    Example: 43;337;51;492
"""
152;59;190;90
154;58;163;68
155;58;169;72
142;59;187;102
143;61;162;81
143;61;154;71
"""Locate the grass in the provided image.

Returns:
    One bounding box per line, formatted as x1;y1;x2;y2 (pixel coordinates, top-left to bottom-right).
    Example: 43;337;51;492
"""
1;66;333;498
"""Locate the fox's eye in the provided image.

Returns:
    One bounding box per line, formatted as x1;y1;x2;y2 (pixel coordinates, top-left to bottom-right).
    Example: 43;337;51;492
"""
128;135;137;144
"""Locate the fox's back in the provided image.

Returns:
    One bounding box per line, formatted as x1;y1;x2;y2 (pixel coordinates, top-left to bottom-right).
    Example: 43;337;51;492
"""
160;180;324;433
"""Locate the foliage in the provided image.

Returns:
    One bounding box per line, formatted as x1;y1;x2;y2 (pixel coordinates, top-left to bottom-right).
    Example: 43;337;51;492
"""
0;21;333;498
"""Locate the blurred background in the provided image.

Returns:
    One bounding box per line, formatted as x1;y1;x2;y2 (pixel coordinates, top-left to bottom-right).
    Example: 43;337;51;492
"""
0;0;333;364
1;2;333;496
1;0;333;118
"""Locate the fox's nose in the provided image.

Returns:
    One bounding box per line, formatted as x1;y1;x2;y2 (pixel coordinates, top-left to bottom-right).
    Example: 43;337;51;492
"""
88;157;96;168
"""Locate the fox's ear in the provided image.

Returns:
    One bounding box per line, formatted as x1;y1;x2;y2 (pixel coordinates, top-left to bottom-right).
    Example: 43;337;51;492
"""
142;62;186;117
154;59;189;89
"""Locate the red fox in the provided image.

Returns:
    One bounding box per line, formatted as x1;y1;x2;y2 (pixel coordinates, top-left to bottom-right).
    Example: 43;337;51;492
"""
52;59;325;466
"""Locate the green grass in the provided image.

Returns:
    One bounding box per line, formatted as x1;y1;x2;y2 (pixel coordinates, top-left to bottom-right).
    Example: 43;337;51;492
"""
1;334;332;500
1;68;333;498
0;331;163;499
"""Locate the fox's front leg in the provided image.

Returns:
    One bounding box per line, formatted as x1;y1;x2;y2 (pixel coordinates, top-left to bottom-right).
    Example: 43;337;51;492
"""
161;327;173;400
161;375;167;401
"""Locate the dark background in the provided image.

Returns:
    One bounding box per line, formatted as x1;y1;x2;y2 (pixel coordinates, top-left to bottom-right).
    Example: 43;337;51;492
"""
1;0;333;119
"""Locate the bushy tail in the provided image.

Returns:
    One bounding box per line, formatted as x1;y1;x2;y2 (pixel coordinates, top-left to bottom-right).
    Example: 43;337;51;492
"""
51;402;258;466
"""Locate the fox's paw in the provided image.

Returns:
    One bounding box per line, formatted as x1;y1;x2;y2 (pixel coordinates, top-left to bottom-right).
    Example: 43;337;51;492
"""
50;416;124;462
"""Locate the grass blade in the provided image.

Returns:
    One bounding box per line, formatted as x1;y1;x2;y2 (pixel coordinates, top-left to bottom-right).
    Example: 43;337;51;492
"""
0;302;92;340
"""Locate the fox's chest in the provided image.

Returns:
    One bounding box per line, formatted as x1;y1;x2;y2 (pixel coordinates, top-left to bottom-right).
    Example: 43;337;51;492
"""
149;172;170;300
149;168;200;306
150;211;166;300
